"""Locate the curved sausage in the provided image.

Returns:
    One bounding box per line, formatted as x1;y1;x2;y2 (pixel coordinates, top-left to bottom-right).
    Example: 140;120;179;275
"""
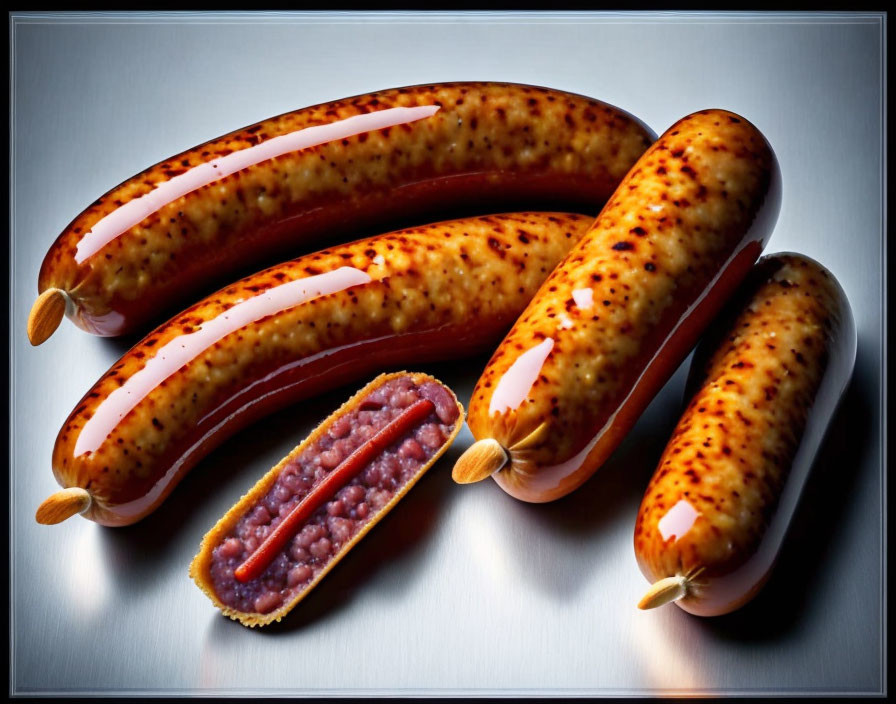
190;372;463;627
34;212;591;526
453;109;781;502
634;253;855;616
28;82;654;344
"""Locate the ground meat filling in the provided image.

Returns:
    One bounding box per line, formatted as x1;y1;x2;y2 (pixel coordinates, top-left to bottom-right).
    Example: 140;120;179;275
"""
209;377;459;614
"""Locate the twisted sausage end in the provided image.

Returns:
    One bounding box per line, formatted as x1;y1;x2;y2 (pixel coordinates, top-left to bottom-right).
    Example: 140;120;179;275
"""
35;487;91;525
452;439;508;484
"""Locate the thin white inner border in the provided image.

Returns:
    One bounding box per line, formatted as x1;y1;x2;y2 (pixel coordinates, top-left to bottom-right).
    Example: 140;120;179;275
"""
8;10;888;24
8;10;886;699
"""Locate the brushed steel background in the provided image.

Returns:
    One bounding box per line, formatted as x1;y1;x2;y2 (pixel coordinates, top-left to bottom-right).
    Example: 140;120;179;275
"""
10;12;885;696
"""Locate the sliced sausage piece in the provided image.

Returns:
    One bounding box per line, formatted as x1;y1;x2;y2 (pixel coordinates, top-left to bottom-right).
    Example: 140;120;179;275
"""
189;372;463;627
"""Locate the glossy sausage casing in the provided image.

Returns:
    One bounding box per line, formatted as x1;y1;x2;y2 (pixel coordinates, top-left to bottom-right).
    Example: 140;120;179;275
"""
634;253;856;616
462;109;781;502
37;82;654;337
49;212;592;526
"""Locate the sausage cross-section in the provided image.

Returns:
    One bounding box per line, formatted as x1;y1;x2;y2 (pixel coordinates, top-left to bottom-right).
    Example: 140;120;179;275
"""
190;372;464;627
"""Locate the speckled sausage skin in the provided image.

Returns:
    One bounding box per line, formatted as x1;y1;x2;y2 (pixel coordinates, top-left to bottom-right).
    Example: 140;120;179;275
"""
36;82;654;337
464;110;781;502
49;212;591;526
634;254;855;616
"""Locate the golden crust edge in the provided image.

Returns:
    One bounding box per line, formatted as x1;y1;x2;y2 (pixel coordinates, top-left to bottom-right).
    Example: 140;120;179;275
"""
188;370;465;628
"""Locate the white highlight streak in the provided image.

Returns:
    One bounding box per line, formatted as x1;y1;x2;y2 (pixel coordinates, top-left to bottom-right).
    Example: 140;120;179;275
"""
658;499;700;542
74;266;372;456
488;338;554;416
74;105;441;263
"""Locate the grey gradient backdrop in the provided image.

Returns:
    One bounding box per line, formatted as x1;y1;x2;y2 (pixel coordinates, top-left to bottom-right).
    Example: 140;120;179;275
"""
9;12;886;696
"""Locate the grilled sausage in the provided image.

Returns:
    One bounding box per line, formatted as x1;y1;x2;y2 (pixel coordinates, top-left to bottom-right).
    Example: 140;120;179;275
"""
28;82;654;344
34;212;592;527
453;109;781;502
190;372;463;627
634;253;855;616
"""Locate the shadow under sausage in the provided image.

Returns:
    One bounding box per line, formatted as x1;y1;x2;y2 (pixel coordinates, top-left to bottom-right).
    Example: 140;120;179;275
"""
493;362;693;601
100;328;146;358
251;442;466;636
698;362;873;643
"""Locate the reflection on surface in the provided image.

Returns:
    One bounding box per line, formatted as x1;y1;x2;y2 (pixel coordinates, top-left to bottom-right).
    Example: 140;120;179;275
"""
658;499;700;543
489;337;554;415
571;287;594;309
74;105;441;263
632;608;706;692
463;497;516;592
63;524;110;624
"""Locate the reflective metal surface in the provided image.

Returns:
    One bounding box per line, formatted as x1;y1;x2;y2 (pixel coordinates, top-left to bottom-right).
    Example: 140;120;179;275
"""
10;12;885;696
